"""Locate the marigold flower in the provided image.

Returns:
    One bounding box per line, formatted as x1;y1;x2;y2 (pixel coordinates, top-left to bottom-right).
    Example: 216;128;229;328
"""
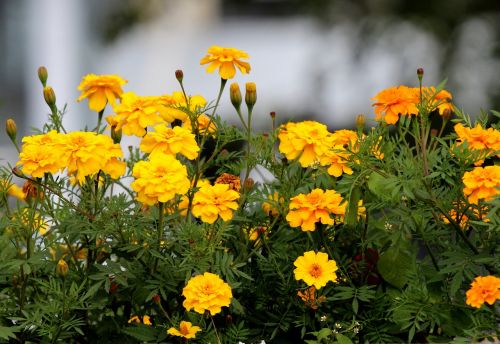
422;87;453;115
156;91;207;123
465;275;500;308
454;123;500;164
191;184;240;224
127;315;151;325
183;114;217;135
248;226;268;242
278;121;333;167
62;131;126;184
215;173;241;192
371;85;419;124
182;272;233;315
462;166;500;204
1;180;26;201
140;124;200;160
262;192;284;217
16;131;66;177
167;321;201;339
107;92;166;137
294;251;338;289
286;189;346;231
56;259;69;277
200;46;251;80
131;154;190;205
77;74;127;112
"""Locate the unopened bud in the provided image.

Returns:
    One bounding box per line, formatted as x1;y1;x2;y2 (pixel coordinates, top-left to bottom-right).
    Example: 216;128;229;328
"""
22;180;43;202
6;118;17;141
111;125;122;144
417;68;424;82
152;294;161;304
442;108;452;121
11;167;23;178
243;177;254;191
56;259;69;277
38;66;48;86
430;129;438;137
270;111;276;119
229;83;242;110
245;82;257;110
43;86;56;107
175;70;183;83
356;114;366;129
219;149;229;158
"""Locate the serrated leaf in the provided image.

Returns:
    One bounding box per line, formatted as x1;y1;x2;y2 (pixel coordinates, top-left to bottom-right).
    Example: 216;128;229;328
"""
450;271;463;296
0;326;18;340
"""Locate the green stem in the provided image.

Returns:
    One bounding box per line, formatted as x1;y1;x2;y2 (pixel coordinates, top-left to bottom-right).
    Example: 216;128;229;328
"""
210;316;222;344
152;202;164;274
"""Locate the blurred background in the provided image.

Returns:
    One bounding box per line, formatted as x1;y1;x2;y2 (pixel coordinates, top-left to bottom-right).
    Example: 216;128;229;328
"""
1;0;500;164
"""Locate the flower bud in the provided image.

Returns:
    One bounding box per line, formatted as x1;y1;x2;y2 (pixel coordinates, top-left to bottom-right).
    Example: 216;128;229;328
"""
229;83;242;110
270;111;276;119
152;294;161;304
56;259;69;277
22;180;43;202
5;118;17;142
43;86;56;107
245;82;257;110
243;177;254;191
356;114;366;129
38;66;48;86
11;167;23;178
442;108;452;121
175;69;183;83
111;125;122;144
417;68;424;82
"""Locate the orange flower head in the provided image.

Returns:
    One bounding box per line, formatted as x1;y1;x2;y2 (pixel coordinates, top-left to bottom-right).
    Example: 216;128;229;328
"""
294;251;338;289
140;124;200;160
182;272;232;315
286;189;346;231
454;123;500;164
465;275;500;308
371;86;419;124
462;166;500;204
77;74;127;112
215;173;241;192
167;321;201;339
200;46;251;79
191;183;240;224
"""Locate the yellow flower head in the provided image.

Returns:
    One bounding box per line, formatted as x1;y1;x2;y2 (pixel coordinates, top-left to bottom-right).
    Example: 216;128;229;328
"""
465;275;500;308
77;74;127;112
294;251;338;289
191;184;240;224
1;180;26;201
182;272;233;315
262;192;284;217
462;166;500;204
286;189;346;231
455;124;500;164
107;92;165;137
158;91;207;119
183;114;217;135
131;154;190;205
140;124;200;160
278;121;333;167
167;321;201;339
371;86;419;124
422;87;453;115
62;131;126;184
200;46;251;80
17;131;66;178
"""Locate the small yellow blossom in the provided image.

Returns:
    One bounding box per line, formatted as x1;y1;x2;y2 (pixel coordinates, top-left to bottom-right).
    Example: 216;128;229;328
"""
182;272;233;315
294;251;338;289
200;46;251;79
77;74;127;112
262;192;283;217
167;321;201;339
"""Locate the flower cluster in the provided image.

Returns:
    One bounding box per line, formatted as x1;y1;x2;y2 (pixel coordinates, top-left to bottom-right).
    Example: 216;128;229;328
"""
465;275;500;308
286;189;346;231
462;166;500;204
182;272;233;315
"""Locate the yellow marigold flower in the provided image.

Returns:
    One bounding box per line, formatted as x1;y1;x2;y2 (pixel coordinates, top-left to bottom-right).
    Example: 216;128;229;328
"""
140;124;200;160
293;251;338;289
107;92;165;137
422;87;453;115
371;85;419;125
56;259;69;277
142;315;152;326
191;184;240;224
215;173;241;192
321;145;353;177
17;131;66;177
182;272;233;315
297;286;326;310
183;114;217;135
278;121;333;167
167;321;201;339
262;192;284;217
286;189;346;231
465;275;500;308
248;225;268;242
77;74;127;112
128;315;141;324
454;123;500;164
1;180;26;201
131;154;190;205
200;46;251;80
62;131;126;184
462;166;500;204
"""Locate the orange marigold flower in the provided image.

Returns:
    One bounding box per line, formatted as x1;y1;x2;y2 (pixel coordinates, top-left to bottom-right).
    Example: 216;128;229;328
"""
215;173;241;192
465;275;500;308
294;251;338;289
454;123;500;165
140;124;200;160
371;85;419;124
200;46;251;80
278;121;333;167
422;87;453;115
462;166;500;204
131;154;190;205
191;184;240;224
182;272;232;315
167;321;201;339
286;189;346;231
77;74;127;112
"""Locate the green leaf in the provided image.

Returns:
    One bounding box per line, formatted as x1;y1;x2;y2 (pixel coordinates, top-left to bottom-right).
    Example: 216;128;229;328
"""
450;271;463;296
316;328;332;340
335;333;354;344
345;187;361;226
377;247;412;289
122;325;158;342
0;326;18;340
352;298;359;314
